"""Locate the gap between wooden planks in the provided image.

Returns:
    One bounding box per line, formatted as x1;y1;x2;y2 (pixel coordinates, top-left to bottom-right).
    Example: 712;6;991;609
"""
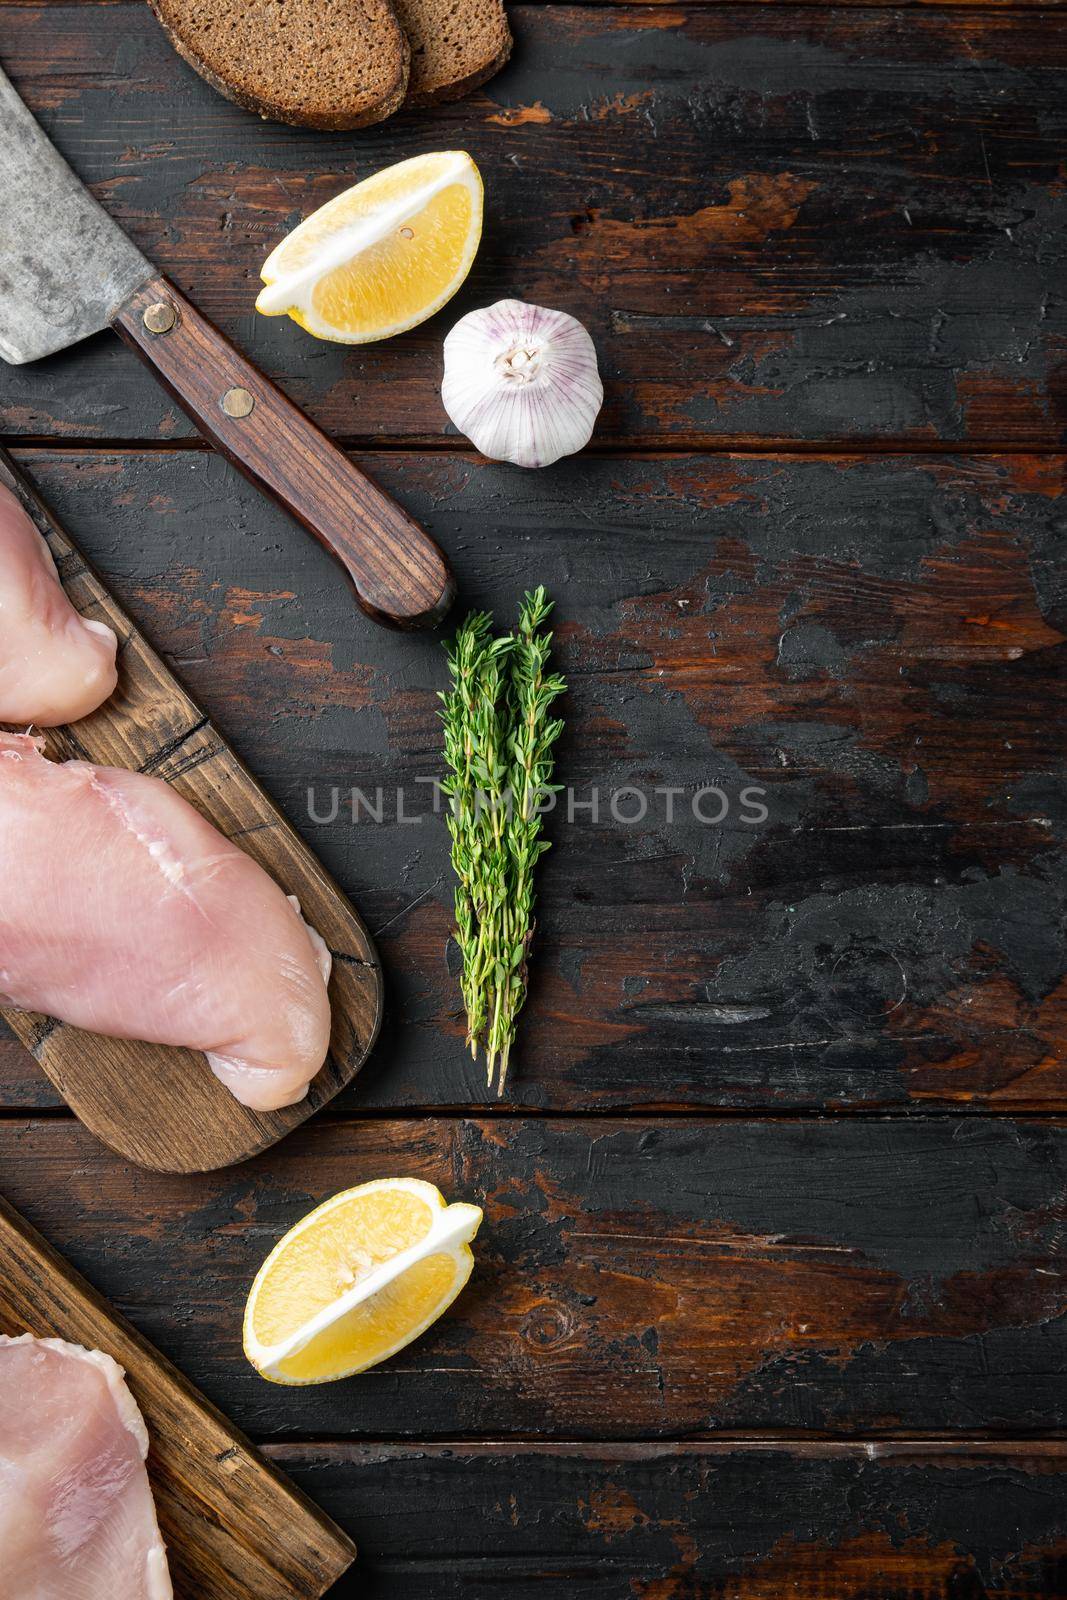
7;436;1067;455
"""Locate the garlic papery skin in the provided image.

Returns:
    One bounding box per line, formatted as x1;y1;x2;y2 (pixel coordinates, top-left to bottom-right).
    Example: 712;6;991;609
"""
441;299;603;468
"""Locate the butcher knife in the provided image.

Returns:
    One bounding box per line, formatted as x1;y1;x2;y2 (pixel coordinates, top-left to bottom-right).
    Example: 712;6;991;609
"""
0;64;455;630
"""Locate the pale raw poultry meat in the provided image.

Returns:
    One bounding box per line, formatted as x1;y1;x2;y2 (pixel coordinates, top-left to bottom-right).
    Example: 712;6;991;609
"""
0;483;118;726
0;732;333;1110
0;1334;172;1599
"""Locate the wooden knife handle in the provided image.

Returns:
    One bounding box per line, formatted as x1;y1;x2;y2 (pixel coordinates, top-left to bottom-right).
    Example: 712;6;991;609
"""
113;274;455;630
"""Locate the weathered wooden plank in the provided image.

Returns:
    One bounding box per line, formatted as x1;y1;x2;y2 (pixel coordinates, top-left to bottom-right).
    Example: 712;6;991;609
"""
2;447;1063;1113
1;1116;1064;1437
270;1441;1067;1599
0;7;1064;446
0;1036;37;1107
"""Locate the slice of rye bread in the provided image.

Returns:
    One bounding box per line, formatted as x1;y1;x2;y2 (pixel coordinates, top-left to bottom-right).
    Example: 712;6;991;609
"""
146;0;410;129
393;0;512;107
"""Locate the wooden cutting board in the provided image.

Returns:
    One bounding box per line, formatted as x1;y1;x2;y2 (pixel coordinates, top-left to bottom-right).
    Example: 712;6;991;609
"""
0;1193;356;1596
0;448;384;1172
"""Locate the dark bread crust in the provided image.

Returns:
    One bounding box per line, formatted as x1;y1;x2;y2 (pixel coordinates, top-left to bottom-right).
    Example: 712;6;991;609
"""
146;0;409;130
395;0;512;108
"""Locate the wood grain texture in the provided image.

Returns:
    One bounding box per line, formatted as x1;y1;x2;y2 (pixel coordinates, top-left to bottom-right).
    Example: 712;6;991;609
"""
2;446;1062;1114
0;7;1064;448
2;1115;1064;1438
1;3;1064;1589
271;1441;1067;1600
113;276;455;628
0;1195;356;1598
0;449;384;1169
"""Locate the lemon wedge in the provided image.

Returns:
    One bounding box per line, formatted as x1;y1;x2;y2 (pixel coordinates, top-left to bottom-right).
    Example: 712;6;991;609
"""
243;1178;482;1385
255;152;483;344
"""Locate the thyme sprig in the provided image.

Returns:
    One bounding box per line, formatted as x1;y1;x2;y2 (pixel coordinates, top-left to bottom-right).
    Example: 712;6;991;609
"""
440;588;565;1095
440;611;512;1056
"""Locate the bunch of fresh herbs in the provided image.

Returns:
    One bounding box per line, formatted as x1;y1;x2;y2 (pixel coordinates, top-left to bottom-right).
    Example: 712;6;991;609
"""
440;588;565;1095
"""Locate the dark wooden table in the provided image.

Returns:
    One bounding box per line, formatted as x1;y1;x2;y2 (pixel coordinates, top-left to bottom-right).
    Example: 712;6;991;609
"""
2;2;1066;1594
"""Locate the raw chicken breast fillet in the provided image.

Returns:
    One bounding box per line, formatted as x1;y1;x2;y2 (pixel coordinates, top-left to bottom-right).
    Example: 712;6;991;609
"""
0;733;332;1110
0;1333;172;1600
0;483;118;726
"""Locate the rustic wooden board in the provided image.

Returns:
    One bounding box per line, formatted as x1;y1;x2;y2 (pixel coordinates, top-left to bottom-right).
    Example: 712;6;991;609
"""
2;1115;1064;1438
2;447;1062;1114
272;1441;1067;1600
0;1194;356;1597
2;1;1064;1590
0;7;1064;448
0;449;383;1170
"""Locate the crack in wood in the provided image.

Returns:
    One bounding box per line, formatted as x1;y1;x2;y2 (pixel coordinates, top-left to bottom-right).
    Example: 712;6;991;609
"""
137;714;211;775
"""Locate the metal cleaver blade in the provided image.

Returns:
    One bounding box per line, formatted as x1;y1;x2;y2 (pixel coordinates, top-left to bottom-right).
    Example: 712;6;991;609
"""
0;65;153;365
0;60;455;628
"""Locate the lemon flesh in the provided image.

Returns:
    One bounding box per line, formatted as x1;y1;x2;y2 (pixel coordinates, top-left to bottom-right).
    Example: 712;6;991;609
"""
256;152;482;344
243;1178;482;1385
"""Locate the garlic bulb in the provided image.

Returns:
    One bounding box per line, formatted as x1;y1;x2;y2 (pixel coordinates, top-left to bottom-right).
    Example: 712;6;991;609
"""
441;299;603;468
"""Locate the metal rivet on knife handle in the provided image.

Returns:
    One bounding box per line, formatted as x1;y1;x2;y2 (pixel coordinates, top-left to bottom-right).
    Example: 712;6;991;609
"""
221;386;255;419
142;300;177;335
